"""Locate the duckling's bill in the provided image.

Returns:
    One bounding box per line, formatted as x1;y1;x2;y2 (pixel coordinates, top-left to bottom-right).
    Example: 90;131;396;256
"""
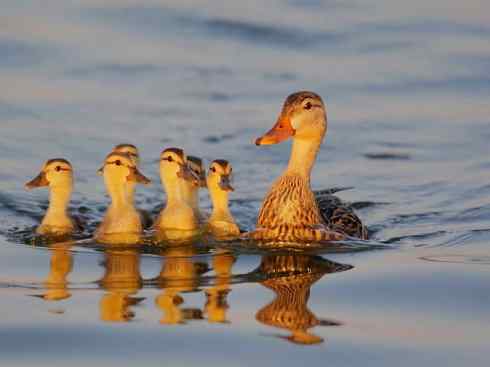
127;167;151;184
176;163;200;185
25;172;49;189
219;175;234;192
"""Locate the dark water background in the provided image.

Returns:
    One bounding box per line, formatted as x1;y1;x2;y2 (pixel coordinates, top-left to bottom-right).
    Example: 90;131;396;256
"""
1;1;489;366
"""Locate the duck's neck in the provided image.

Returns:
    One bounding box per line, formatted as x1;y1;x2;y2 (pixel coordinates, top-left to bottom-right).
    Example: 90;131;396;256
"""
285;136;323;179
210;189;232;220
44;186;72;223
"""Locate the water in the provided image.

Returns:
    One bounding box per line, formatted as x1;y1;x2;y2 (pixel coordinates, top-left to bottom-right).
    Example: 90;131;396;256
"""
1;0;489;365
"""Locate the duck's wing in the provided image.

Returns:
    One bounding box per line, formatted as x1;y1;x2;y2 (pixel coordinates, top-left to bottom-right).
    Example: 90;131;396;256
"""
315;193;368;240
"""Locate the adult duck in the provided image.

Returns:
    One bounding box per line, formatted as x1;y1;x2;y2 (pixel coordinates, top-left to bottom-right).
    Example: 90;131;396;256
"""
253;91;368;242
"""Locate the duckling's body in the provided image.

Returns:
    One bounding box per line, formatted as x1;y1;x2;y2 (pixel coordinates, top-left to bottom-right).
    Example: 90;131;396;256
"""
253;91;367;242
154;148;200;233
95;152;151;244
206;160;240;238
25;159;77;236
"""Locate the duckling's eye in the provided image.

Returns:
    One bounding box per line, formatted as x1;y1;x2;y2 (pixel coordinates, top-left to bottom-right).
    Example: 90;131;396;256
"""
166;156;173;162
304;102;312;110
55;166;61;172
210;167;216;173
115;160;121;166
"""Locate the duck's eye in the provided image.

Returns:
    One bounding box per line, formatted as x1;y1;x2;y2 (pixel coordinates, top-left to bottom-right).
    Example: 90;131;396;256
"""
55;166;61;172
115;160;121;166
210;167;216;173
229;167;232;173
304;101;312;110
166;156;173;162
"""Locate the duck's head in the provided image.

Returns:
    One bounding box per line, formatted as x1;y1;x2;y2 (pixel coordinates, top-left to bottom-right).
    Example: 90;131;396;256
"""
25;159;73;190
100;152;151;186
187;156;207;188
113;143;140;166
207;159;234;192
255;91;326;146
160;148;199;185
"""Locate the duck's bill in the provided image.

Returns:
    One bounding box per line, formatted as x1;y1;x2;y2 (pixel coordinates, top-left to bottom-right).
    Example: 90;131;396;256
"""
127;168;151;185
177;165;200;185
25;172;49;189
219;176;234;192
255;116;295;145
97;166;104;175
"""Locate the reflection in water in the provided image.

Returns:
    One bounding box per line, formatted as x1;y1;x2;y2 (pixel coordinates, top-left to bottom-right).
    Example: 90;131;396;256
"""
155;247;208;324
256;254;351;345
33;243;73;302
30;241;352;341
98;248;144;322
205;249;235;323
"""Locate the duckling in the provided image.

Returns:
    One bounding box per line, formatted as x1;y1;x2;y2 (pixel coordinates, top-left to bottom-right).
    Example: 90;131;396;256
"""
110;143;152;228
25;159;77;236
153;148;200;233
182;155;206;222
253;91;368;242
206;160;240;237
95;152;151;244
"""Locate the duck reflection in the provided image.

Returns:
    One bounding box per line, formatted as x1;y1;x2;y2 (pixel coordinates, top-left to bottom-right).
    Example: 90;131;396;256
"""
155;247;208;324
204;249;235;323
98;248;144;322
255;254;352;345
33;242;73;302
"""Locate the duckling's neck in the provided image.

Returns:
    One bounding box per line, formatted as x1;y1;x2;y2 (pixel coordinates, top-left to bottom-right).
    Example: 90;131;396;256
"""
285;136;323;178
163;177;186;207
126;182;136;205
44;186;72;222
209;189;233;221
106;180;132;210
182;182;199;211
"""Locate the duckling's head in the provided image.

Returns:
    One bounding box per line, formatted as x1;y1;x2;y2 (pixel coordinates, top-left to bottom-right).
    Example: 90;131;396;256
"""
207;160;234;192
160;148;199;185
113;143;140;166
100;152;151;186
187;156;206;188
25;159;73;190
255;91;326;145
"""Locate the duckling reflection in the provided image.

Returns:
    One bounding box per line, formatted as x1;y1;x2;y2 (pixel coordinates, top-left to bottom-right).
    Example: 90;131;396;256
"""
204;249;235;323
255;254;352;345
154;247;208;324
32;242;74;302
98;248;144;322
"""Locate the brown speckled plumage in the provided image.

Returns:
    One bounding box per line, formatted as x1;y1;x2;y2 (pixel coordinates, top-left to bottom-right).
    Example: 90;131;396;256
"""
255;175;344;242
